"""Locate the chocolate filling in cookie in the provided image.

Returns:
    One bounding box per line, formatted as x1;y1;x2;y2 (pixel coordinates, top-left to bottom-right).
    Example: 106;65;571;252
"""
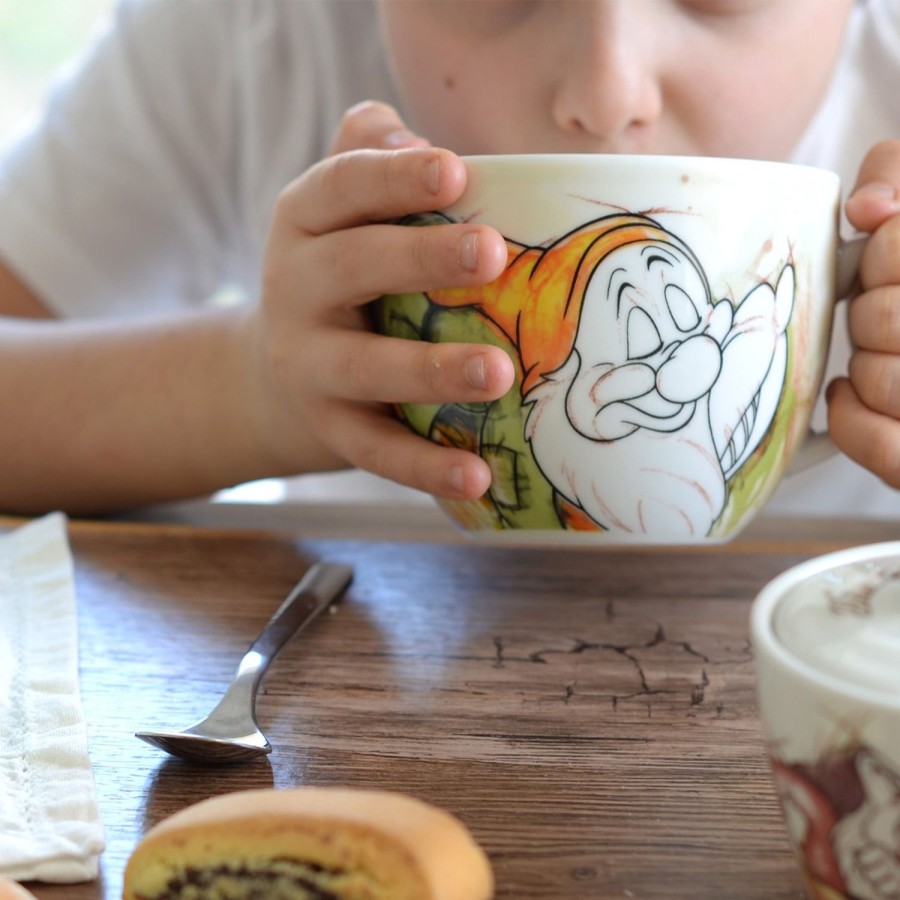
139;859;344;900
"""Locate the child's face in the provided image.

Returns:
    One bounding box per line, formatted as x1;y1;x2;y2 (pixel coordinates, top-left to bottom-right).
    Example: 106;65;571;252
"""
378;0;854;160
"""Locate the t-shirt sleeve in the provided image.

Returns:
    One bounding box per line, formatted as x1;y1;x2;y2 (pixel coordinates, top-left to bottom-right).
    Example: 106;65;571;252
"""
0;0;247;318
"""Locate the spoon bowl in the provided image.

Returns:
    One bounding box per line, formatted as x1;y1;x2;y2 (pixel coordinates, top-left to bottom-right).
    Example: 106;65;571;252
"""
136;562;353;764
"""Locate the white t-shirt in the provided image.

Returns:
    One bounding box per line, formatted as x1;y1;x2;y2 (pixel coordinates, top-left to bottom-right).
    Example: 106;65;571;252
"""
0;0;397;317
0;0;898;519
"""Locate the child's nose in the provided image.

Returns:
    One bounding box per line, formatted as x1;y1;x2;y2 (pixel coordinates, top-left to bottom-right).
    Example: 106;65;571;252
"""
550;1;663;145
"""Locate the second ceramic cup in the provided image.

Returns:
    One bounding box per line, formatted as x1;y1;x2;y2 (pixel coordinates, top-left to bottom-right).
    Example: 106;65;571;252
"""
751;542;900;900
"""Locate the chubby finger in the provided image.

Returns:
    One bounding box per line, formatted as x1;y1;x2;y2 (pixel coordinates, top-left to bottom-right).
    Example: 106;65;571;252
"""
312;331;516;405
282;221;508;309
322;400;494;500
827;377;900;488
330;100;430;154
847;349;900;419
275;147;467;236
854;213;900;290
845;140;900;234
848;285;900;351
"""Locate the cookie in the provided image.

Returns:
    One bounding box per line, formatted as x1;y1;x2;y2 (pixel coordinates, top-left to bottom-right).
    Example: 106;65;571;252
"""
123;787;494;900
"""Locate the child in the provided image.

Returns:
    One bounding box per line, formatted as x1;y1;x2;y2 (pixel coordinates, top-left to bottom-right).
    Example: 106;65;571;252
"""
0;0;897;518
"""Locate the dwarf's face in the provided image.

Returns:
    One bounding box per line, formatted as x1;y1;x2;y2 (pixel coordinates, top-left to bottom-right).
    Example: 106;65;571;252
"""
551;238;724;443
575;239;711;369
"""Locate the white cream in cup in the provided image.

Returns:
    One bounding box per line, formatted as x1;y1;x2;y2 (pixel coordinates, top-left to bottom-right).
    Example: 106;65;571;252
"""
373;154;862;544
751;543;900;900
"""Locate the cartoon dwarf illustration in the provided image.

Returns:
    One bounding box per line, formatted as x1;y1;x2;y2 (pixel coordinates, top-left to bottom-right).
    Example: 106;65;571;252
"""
430;213;795;539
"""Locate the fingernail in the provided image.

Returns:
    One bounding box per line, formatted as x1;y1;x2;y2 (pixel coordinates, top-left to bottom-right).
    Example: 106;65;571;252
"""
424;157;441;194
449;465;467;494
345;99;378;117
459;231;479;271
861;181;897;198
465;354;487;390
383;128;420;147
853;181;900;210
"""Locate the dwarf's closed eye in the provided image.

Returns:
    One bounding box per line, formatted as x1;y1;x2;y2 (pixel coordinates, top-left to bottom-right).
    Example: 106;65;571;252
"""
627;307;662;359
665;284;701;332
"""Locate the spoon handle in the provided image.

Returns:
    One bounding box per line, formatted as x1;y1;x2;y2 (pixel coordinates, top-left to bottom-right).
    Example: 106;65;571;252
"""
222;562;353;709
248;562;353;664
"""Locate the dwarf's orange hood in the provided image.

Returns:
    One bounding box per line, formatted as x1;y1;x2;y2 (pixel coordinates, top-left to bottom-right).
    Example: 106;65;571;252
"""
430;214;693;395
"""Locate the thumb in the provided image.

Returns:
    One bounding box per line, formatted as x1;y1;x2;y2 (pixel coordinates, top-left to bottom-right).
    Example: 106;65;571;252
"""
330;100;431;155
845;140;900;233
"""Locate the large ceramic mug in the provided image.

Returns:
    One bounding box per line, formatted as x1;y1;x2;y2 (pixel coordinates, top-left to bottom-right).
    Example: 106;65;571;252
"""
372;155;861;545
751;543;900;900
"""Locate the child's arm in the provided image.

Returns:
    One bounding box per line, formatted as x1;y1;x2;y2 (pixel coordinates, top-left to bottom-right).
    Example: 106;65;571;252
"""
0;102;514;515
827;139;900;488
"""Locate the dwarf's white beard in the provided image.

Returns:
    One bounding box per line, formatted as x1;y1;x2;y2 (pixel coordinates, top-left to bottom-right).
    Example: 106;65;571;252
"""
526;357;727;539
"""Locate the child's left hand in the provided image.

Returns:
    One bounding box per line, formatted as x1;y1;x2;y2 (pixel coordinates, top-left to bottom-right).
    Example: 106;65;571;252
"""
827;139;900;486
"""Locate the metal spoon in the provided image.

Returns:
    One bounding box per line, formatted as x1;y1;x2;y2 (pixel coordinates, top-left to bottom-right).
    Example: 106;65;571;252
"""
135;562;353;764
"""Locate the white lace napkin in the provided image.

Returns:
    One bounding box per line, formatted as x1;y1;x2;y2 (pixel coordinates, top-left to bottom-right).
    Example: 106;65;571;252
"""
0;513;105;882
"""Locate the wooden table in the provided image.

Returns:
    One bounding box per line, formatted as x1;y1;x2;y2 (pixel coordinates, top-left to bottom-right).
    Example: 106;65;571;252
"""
14;508;900;900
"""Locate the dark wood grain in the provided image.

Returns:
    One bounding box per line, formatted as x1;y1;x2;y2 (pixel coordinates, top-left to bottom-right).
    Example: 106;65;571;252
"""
12;516;870;900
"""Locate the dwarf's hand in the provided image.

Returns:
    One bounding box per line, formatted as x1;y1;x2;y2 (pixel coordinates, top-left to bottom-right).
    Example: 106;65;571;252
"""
828;140;900;486
250;101;513;499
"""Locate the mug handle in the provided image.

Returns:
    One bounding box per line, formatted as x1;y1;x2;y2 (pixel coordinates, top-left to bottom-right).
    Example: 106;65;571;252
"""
786;233;866;474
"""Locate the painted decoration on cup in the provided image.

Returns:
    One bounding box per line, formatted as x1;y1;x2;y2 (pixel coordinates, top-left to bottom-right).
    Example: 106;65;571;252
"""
760;558;900;900
374;212;796;539
771;747;900;900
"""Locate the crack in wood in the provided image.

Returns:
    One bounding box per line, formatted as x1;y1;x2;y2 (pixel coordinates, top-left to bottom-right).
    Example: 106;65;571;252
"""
491;622;740;712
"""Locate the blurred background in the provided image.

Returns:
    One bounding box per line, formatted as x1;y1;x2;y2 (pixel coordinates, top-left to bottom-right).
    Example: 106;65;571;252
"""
0;0;113;142
0;0;424;514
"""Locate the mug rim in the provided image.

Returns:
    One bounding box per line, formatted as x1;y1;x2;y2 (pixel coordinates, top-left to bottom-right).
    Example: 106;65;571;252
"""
459;152;840;185
750;540;900;711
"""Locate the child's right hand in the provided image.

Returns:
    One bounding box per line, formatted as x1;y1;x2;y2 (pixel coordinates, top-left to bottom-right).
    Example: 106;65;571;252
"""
249;101;515;500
